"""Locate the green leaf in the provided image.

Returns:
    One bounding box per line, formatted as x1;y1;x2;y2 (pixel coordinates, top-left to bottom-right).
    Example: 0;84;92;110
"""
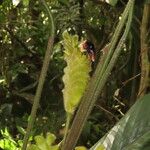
12;0;20;6
90;94;150;150
95;145;105;150
50;145;60;150
62;31;91;114
106;0;119;6
23;0;29;7
46;133;56;146
27;133;59;150
17;126;26;135
75;146;87;150
27;144;40;150
0;13;6;23
34;135;49;150
58;0;69;6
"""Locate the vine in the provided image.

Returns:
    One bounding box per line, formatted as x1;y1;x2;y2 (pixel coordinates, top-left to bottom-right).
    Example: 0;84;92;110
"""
22;0;55;149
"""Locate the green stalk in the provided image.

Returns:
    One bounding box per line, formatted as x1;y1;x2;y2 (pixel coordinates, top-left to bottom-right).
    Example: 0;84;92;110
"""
138;4;150;97
97;0;132;85
41;0;55;36
62;0;135;149
22;0;55;150
63;113;72;144
96;0;134;102
91;1;134;106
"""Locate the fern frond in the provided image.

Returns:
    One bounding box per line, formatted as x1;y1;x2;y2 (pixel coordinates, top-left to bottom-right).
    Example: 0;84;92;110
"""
62;31;91;114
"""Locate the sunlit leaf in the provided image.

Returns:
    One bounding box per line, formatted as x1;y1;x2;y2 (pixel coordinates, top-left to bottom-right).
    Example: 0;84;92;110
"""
27;133;59;150
17;126;26;135
23;0;29;7
95;145;105;150
34;135;49;150
75;146;87;150
27;144;40;150
12;0;20;6
106;0;119;6
50;145;60;150
46;133;56;146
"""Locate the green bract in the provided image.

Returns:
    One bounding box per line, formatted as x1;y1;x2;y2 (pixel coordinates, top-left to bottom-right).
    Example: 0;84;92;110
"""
62;31;91;114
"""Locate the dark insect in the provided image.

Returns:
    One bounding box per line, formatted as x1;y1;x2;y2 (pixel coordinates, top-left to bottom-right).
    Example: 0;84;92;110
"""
79;40;95;62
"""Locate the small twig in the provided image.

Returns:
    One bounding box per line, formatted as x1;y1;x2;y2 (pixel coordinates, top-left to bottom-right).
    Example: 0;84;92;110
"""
19;81;38;93
95;105;119;121
12;90;34;104
113;96;125;107
122;73;141;86
117;109;124;116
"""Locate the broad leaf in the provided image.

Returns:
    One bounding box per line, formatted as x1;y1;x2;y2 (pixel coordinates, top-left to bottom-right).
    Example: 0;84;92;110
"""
90;94;150;150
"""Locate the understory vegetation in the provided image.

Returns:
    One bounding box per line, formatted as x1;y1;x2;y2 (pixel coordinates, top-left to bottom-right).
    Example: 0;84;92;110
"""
0;0;150;150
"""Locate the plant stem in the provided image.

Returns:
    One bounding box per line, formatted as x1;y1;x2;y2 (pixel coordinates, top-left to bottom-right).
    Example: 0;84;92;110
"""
22;0;55;149
138;4;150;98
97;0;132;82
63;113;72;144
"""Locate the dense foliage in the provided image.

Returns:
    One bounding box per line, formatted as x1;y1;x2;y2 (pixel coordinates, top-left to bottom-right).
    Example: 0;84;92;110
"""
0;0;150;150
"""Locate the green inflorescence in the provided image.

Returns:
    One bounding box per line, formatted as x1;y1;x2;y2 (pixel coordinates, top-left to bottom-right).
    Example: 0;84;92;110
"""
62;31;91;114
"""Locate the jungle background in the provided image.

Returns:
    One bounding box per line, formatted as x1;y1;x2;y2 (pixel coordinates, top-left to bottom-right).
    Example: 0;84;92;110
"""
0;0;150;149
